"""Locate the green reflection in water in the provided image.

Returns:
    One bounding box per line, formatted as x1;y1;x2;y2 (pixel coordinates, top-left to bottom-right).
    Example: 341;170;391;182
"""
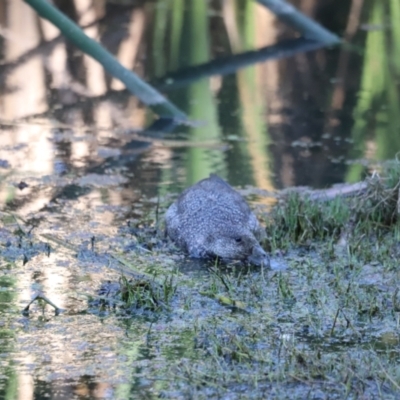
168;0;184;71
182;1;224;186
347;0;400;182
235;0;273;191
153;0;274;190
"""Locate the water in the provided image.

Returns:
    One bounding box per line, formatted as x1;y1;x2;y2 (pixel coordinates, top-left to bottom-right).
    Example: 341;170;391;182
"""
1;0;400;399
1;0;399;199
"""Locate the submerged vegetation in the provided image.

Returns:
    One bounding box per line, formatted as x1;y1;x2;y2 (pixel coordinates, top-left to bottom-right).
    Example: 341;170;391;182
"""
163;163;400;398
1;162;400;397
92;274;177;312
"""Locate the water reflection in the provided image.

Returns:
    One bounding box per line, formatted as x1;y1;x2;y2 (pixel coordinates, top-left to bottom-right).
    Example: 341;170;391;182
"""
2;0;399;195
1;0;400;398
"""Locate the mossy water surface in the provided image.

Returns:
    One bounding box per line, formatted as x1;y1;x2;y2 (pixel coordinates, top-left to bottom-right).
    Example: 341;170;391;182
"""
1;166;400;399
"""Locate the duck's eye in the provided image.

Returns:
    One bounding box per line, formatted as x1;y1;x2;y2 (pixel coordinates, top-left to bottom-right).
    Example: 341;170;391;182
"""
234;237;242;243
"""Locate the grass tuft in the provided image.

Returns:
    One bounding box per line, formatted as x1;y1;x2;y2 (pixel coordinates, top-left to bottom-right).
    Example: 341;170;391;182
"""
266;161;400;252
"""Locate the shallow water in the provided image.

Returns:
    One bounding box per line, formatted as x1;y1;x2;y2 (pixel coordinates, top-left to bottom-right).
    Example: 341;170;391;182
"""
1;0;400;399
1;0;399;199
